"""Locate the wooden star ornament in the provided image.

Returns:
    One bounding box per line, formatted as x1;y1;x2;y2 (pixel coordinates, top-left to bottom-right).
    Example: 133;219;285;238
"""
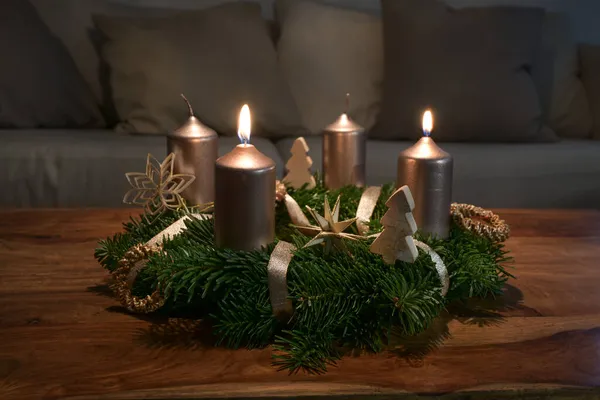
123;153;195;215
295;195;366;254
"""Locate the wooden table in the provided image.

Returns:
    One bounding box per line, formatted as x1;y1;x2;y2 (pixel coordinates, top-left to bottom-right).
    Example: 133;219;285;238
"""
1;209;600;400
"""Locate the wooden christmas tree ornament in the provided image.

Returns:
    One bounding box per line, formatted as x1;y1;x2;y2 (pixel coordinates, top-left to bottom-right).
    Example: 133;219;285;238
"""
370;185;419;264
283;137;316;189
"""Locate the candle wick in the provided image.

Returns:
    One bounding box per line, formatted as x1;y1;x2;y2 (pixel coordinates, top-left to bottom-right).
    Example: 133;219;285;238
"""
345;93;350;115
180;93;194;117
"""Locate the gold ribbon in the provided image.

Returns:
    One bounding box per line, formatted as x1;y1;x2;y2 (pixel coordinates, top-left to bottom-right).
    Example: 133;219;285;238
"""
450;203;510;243
112;213;211;313
146;214;206;246
283;194;314;236
414;240;449;296
267;241;296;321
355;186;382;235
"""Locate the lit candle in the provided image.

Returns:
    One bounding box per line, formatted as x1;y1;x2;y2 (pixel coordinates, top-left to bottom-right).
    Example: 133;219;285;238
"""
167;95;218;206
214;105;276;251
322;94;366;189
397;110;453;239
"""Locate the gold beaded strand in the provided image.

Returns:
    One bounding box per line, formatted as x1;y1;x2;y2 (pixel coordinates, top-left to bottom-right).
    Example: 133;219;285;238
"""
450;203;510;243
111;243;166;313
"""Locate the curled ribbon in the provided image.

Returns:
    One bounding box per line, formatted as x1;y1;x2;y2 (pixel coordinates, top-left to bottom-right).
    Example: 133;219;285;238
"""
267;241;296;321
112;213;211;313
355;186;382;235
283;194;312;234
146;214;208;247
414;240;449;296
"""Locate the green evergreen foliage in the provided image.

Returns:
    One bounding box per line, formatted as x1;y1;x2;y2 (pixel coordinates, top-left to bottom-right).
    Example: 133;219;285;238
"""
95;181;512;374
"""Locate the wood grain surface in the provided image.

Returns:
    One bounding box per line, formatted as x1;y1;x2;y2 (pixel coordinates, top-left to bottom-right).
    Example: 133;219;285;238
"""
1;209;600;400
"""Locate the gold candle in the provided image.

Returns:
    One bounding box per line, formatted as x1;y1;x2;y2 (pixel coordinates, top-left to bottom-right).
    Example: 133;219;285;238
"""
397;110;453;239
167;94;218;206
322;95;366;189
214;105;276;251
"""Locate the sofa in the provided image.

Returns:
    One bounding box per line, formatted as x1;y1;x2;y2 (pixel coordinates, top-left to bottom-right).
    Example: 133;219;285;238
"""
1;0;600;209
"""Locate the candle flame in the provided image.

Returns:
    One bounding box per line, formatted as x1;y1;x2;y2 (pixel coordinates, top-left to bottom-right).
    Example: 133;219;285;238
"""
238;104;251;144
422;110;433;137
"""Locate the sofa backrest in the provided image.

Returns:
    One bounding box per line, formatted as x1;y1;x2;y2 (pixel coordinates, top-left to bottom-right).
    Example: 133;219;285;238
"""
29;0;595;138
30;0;576;102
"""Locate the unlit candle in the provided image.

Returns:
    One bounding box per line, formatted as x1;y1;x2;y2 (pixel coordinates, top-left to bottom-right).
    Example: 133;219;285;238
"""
167;94;218;206
322;94;366;189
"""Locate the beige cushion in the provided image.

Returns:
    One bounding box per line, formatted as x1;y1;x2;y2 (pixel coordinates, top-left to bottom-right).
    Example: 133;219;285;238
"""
31;2;173;118
30;0;275;102
581;44;600;140
30;1;200;125
95;3;303;137
30;0;112;105
30;0;278;127
372;0;556;142
276;0;383;134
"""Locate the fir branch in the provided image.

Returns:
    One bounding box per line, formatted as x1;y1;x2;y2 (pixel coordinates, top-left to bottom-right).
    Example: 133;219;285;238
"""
212;289;278;349
96;180;514;374
94;232;135;272
273;329;341;374
123;209;184;240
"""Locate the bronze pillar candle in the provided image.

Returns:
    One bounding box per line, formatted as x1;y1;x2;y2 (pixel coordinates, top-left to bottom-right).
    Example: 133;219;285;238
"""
397;110;453;239
322;95;366;189
214;105;276;251
167;95;218;206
